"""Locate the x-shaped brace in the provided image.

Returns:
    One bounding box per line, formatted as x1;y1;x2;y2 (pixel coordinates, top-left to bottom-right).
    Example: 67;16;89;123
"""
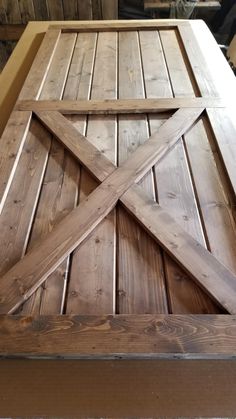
0;107;236;314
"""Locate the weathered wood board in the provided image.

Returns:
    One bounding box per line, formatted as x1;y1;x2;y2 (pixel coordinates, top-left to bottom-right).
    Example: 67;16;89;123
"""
0;19;236;416
0;0;118;23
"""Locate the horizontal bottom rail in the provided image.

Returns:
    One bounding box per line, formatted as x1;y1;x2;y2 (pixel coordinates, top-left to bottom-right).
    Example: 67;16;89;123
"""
0;314;236;359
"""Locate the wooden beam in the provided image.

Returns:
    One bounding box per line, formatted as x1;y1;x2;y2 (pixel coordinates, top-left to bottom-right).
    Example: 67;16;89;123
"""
0;314;236;358
0;24;26;41
0;108;202;314
18;29;61;101
50;21;187;32
35;111;116;182
16;97;225;114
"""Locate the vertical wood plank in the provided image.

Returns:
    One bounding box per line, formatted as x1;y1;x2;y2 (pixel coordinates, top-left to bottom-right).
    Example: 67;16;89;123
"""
158;28;235;311
0;30;60;214
92;0;102;19
178;24;218;97
147;30;220;314
4;0;21;23
0;120;51;278
0;0;7;23
19;29;61;101
38;32;97;314
159;30;196;97
33;0;49;19
47;0;64;19
207;108;236;199
184;116;236;274
66;31;117;315
78;0;93;19
101;0;118;19
63;0;78;19
8;33;77;314
118;30;168;314
18;0;35;23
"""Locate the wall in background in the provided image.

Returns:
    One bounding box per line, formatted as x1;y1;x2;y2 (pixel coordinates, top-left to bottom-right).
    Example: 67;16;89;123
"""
0;0;118;22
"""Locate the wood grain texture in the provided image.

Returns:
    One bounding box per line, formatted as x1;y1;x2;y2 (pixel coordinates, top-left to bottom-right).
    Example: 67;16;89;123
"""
4;0;21;23
47;0;64;19
101;0;118;19
184;116;236;275
0;111;31;213
66;31;118;315
0;29;60;213
207;108;236;199
35;111;116;182
7;123;226;314
178;24;219;97
1;21;236;370
20;33;78;315
0;0;118;22
156;29;220;313
121;185;236;313
1;314;236;357
32;0;48;19
17;97;225;113
63;0;78;20
19;29;61;101
23;33;96;315
0;108;202;314
3;119;229;315
52;21;187;31
118;30;167;314
18;0;35;23
159;29;196;97
0;119;51;279
78;0;93;19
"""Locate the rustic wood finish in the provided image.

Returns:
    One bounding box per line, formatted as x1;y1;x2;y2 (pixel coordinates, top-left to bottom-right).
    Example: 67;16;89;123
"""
0;314;236;357
0;0;118;24
0;23;236;414
17;97;225;113
0;108;207;314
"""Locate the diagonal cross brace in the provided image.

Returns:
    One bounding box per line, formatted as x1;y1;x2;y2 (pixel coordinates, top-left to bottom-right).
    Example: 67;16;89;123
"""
1;108;236;314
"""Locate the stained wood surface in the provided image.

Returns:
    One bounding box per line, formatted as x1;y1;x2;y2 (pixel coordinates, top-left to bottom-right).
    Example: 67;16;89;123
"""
17;97;225;113
0;108;204;314
0;21;236;328
0;0;118;23
1;314;236;357
66;31;118;315
156;29;221;313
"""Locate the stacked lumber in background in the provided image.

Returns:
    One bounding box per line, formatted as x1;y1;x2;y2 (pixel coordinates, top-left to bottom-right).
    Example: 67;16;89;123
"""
0;0;118;71
0;0;118;22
